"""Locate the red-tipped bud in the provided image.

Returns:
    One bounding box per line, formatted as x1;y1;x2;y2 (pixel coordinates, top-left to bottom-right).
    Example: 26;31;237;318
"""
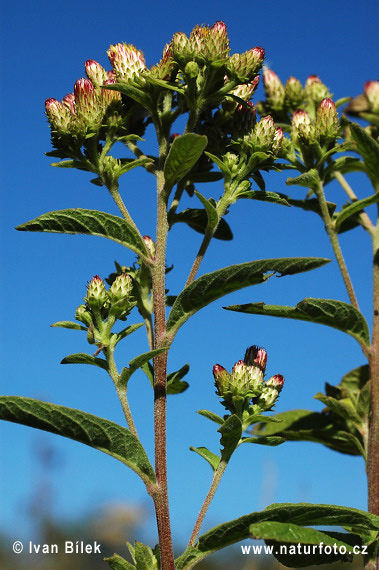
263;69;285;108
291;109;314;143
62;92;76;114
244;345;267;370
74;78;102;126
305;75;331;105
316;98;339;142
45;98;72;132
266;374;285;389
213;363;231;396
364;80;379;113
85;59;108;86
232;76;260;101
284;76;304;109
107;43;145;80
85;275;108;309
208;20;230;60
272;127;284;154
149;42;177;81
250;115;276;151
228;47;265;81
258;374;285;410
143;235;156;259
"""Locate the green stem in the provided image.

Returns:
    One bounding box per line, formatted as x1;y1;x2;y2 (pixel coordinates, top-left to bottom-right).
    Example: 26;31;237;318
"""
334;170;375;236
314;178;360;311
107;181;140;235
105;348;139;438
188;458;229;547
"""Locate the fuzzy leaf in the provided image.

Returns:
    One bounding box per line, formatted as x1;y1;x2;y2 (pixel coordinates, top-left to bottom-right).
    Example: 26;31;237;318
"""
237;190;290;207
314;394;362;425
61;353;108;370
167;363;190;395
241;436;285;446
172;208;233;240
286;169;320;189
0;396;156;484
225;298;370;348
166;258;330;337
16;209;148;259
164;134;208;189
51;321;87;331
249;522;360;567
190;446;220;471
349;122;379;189
120;348;169;385
175;504;379;570
134;542;158;570
197;410;225;425
252;409;363;456
104;554;135;570
205;151;231;180
334;193;379;230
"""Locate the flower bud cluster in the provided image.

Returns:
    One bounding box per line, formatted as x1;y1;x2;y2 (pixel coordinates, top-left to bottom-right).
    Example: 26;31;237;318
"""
291;98;339;148
242;115;284;155
107;43;146;81
227;47;265;82
78;274;135;330
172;21;230;67
213;345;284;414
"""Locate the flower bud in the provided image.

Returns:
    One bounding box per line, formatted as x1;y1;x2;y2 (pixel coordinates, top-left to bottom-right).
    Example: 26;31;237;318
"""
143;235;156;259
250;115;276;151
74;78;102;127
171;31;191;66
230;360;250;396
62;92;76;114
291;109;314;143
149;43;177;81
232;101;256;138
284;76;304;109
101;78;122;109
258;374;284;410
305;75;331;106
109;273;132;302
208;20;230;60
263;69;285;109
316;98;339;143
364;80;379;113
228;47;265;81
85;275;108;309
272;127;284;154
107;43;146;81
213;364;231;396
184;61;200;79
75;304;92;327
45;98;72;132
85;59;108;87
244;345;267;370
231;76;260;102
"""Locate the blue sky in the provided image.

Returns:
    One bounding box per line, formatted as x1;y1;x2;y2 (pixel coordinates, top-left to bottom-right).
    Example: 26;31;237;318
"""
1;0;378;561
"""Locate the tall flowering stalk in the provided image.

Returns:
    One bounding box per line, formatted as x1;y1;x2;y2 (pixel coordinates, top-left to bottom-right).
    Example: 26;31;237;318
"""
1;20;379;570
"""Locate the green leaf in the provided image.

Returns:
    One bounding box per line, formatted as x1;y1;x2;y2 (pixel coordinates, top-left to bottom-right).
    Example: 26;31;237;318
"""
167;364;190;395
0;396;156;484
104;553;135;570
197;410;225;425
120;348;169;385
252;409;364;457
190;446;220;471
166;258;330;337
349;122;379;189
61;353;108;371
134;541;159;570
205;151;231;181
103;82;152;109
314;394;362;425
282;196;336;218
172;208;233;240
219;414;242;456
164;134;208;189
51;321;87;331
175;503;379;570
242;436;285;446
286;169;320;189
249;522;360;567
225;298;370;348
194;190;219;230
237;190;290;207
16;209;148;260
334;193;379;230
115;323;145;345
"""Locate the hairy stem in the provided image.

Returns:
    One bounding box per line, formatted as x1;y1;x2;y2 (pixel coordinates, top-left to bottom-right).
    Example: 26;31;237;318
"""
334;170;375;236
185;227;214;287
152;170;175;570
108;182;141;234
106;348;139;438
188;458;229;547
367;217;379;569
